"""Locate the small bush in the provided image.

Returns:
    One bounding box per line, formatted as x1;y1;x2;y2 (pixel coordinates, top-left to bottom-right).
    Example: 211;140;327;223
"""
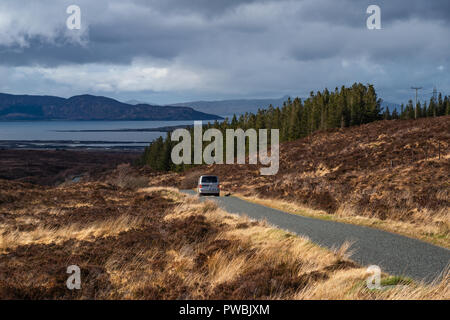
112;164;148;190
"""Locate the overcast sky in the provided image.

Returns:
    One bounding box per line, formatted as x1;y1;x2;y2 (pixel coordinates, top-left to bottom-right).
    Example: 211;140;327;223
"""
0;0;448;104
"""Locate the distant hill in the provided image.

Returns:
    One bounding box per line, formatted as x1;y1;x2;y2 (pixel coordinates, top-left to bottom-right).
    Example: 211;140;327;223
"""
125;99;161;106
172;96;291;116
0;93;222;121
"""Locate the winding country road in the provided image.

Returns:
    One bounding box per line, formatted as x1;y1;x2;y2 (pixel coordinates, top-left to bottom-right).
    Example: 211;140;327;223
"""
182;190;449;283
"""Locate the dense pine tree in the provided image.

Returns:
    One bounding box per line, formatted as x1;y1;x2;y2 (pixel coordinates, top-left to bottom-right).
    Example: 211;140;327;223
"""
139;83;449;171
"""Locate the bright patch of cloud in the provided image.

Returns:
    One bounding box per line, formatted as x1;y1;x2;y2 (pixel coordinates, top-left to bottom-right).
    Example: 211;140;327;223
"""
15;61;205;92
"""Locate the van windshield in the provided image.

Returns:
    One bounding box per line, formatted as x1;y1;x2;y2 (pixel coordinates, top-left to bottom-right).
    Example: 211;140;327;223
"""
201;176;218;183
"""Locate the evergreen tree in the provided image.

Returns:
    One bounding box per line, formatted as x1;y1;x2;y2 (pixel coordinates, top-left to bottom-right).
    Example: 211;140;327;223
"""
384;107;391;120
138;84;449;172
391;108;399;119
438;93;444;116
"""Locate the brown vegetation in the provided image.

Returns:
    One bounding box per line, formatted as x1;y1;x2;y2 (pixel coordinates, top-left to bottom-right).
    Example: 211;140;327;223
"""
0;181;447;299
0;149;139;186
151;117;450;247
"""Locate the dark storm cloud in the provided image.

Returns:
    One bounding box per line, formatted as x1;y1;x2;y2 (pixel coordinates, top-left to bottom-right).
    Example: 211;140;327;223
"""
0;21;201;67
376;0;450;24
297;0;450;27
0;0;449;103
132;0;265;16
1;0;448;67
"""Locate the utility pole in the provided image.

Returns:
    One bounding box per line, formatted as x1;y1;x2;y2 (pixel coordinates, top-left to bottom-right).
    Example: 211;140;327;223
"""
411;87;422;119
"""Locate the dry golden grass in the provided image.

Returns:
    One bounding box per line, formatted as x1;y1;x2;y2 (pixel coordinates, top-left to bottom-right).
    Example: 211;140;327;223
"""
0;214;142;254
0;182;448;300
294;269;449;300
101;191;449;300
138;186;184;201
236;193;450;249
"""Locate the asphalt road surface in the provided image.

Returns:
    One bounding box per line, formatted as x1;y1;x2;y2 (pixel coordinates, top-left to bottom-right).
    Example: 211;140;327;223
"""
182;190;449;282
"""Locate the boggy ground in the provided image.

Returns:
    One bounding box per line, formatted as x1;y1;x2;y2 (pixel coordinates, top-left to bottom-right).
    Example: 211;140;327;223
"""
152;116;450;247
0;178;448;299
0;149;139;186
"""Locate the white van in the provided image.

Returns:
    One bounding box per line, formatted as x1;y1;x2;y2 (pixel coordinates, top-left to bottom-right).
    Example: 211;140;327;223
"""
197;175;220;196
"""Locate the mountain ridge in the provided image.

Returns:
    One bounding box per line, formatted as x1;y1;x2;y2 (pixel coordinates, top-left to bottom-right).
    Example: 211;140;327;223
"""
0;93;222;121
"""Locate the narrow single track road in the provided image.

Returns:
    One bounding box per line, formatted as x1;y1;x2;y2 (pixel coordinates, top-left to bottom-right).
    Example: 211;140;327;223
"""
182;190;449;282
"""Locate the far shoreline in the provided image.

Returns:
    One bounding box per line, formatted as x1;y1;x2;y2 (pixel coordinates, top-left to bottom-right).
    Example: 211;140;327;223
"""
51;124;194;133
0;140;148;151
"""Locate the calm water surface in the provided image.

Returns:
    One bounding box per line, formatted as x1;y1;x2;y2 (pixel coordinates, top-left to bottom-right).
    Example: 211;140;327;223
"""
0;120;198;149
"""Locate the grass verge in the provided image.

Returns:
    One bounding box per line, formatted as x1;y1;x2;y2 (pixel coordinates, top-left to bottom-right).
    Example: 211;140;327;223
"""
233;193;449;249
